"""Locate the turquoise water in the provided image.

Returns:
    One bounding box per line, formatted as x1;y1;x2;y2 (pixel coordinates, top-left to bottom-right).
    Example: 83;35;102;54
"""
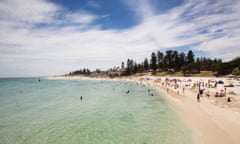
0;78;192;144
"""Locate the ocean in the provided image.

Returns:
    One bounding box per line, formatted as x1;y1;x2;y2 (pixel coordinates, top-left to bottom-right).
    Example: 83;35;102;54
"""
0;78;192;144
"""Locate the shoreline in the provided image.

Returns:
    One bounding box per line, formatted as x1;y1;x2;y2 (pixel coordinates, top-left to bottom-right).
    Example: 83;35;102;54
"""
48;75;240;144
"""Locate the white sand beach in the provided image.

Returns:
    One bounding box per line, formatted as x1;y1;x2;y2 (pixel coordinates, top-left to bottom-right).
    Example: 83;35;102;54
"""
49;75;240;144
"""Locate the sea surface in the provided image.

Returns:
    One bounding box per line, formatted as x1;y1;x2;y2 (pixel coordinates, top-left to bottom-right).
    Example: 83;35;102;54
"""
0;78;192;144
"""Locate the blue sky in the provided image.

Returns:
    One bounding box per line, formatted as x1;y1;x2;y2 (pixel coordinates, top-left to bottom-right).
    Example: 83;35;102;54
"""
0;0;240;77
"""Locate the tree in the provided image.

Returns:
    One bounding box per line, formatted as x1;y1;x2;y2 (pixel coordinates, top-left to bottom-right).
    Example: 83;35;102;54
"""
164;50;172;69
126;59;134;75
143;58;149;71
232;67;240;75
133;62;138;73
150;52;157;72
86;69;91;74
105;49;229;77
229;57;240;70
157;51;164;69
196;57;201;72
137;63;144;72
172;51;180;71
187;50;195;64
181;63;200;75
200;57;213;71
121;61;125;69
215;63;231;75
179;52;186;69
96;69;101;73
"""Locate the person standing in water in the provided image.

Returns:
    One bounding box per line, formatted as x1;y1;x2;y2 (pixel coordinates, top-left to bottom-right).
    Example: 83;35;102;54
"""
80;96;83;101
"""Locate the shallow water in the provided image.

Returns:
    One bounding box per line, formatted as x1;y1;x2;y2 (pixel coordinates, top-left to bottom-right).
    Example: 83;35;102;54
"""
0;78;192;144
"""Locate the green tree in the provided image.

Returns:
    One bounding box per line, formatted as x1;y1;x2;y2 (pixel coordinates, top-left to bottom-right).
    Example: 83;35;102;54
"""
200;57;213;71
143;58;149;71
86;69;91;74
150;52;157;72
196;57;201;71
172;51;180;71
179;52;186;69
157;51;164;69
133;62;138;73
214;63;231;75
126;59;133;75
121;61;125;69
137;63;144;72
232;67;240;75
164;50;173;69
181;63;200;75
229;57;240;71
187;50;195;64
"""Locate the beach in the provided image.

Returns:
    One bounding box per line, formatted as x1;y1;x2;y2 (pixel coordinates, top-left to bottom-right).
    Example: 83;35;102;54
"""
2;0;239;143
50;75;240;144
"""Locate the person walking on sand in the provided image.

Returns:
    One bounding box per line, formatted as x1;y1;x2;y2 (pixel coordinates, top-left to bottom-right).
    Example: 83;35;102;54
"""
197;93;200;102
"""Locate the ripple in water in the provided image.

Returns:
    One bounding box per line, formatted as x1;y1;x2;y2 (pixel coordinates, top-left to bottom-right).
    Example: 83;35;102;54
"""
0;78;192;144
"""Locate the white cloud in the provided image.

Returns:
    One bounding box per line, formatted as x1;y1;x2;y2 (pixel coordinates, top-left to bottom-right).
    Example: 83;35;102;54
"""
0;0;59;24
123;0;155;21
87;0;101;8
65;10;98;24
0;0;240;77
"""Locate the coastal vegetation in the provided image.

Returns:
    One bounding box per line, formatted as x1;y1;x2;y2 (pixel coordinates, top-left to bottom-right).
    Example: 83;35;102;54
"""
68;50;240;77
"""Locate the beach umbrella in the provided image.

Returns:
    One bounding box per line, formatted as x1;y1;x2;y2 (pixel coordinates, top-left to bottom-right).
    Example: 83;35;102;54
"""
218;80;224;84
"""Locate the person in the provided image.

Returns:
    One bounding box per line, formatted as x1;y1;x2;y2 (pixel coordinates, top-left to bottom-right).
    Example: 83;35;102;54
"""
80;96;83;101
182;87;185;93
206;90;210;98
225;87;227;97
227;97;231;102
197;93;200;102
